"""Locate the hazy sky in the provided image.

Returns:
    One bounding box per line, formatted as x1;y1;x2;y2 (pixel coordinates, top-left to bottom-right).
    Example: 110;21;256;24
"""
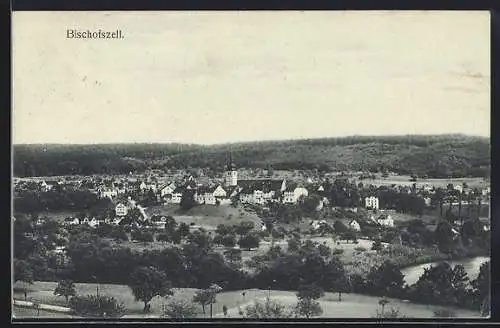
12;11;490;145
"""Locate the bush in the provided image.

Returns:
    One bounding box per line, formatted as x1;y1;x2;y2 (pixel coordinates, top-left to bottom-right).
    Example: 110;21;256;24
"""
354;247;367;252
69;294;126;318
332;248;344;256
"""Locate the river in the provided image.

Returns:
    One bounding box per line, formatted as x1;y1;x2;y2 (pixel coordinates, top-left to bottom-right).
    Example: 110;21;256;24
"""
401;256;490;286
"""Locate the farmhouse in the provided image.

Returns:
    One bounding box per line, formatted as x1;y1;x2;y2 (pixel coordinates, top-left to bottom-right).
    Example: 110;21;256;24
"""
348;219;361;232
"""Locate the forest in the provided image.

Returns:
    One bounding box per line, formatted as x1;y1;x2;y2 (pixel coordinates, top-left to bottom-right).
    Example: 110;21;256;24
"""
13;134;490;178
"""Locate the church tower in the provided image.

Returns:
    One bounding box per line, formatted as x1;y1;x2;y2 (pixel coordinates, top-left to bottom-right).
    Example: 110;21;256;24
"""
224;150;238;187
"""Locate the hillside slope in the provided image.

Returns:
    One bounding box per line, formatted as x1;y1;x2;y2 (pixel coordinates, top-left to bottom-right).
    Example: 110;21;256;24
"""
13;134;490;178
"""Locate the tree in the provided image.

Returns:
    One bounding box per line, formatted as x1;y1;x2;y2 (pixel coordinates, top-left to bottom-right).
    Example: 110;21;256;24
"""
180;190;196;211
54;279;77;303
471;261;490;312
297;284;324;301
238;234;260;250
221;234;236;248
192;289;213;316
162;299;199;318
235;221;255;237
193;284;222;318
164;216;178;234
366;261;405;298
435;221;455;254
128;266;174;312
223;248;242;265
178;223;190;239
68;294;127;318
245;297;293;319
294;298;323;318
287;237;301;252
14;259;34;301
371;239;383;251
215;224;234;236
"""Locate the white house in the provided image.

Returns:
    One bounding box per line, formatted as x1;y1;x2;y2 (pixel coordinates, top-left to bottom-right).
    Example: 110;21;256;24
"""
160;183;176;197
365;196;379;210
454;184;463;194
377;215;394;228
100;188;118;199
88;217;100;228
115;203;128;217
424;197;432;207
482;187;490;197
348;219;361;232
283;186;309;204
171;188;184;204
64;217;80;225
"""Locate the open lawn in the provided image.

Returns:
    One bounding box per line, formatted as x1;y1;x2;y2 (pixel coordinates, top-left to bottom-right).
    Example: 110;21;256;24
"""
13;282;481;319
13;306;78;319
146;204;263;231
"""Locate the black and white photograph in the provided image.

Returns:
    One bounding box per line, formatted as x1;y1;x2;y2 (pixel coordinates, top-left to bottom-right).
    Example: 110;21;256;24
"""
11;11;491;320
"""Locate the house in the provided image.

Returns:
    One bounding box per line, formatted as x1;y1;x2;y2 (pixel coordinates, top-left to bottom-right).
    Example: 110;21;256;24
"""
376;215;394;228
454;184;463;194
64;217;80;225
348;219;361;232
112;217;123;225
365;196;379;210
283;185;309;204
151;215;168;227
115;203;128;217
100;187;118;199
88;217;100;228
39;180;54;192
482;187;490;197
424;197;432;207
159;183;176;197
171;187;184;204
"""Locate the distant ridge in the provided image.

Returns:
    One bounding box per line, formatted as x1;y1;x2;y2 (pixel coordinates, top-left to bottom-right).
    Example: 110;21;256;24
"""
13;134;490;178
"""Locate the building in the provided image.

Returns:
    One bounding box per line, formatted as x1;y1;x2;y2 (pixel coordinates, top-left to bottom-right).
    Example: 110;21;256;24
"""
171;187;184;204
376;215;394;228
64;217;80;225
224;154;238;187
283;186;309;204
348;219;361;232
159;182;176;197
115;203;128;217
365;196;379;210
454;184;463;194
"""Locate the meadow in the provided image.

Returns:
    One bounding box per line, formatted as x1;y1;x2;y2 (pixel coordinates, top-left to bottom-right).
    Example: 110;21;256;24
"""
13;281;481;319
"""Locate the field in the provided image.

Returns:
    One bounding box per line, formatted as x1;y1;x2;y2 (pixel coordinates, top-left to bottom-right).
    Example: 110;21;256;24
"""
146;204;263;231
12;281;481;319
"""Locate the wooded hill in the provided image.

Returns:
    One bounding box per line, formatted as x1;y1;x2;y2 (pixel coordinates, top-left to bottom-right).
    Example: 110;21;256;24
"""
13;134;490;178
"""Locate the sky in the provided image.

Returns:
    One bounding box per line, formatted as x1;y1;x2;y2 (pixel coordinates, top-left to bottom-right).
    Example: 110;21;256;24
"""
12;11;490;145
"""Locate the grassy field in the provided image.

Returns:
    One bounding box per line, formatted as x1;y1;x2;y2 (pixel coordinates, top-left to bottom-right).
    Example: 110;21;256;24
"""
12;306;78;319
146;204;263;231
12;282;480;319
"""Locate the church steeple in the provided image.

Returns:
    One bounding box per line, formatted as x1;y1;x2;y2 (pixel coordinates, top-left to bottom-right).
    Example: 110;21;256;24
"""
225;147;238;186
